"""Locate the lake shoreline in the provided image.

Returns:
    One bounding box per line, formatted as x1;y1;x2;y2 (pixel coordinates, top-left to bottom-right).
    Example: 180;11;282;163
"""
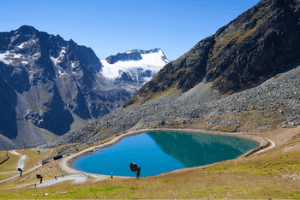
59;128;271;180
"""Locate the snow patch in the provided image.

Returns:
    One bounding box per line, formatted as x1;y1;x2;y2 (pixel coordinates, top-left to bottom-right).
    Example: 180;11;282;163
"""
10;34;21;43
50;47;66;67
29;74;34;82
58;69;67;76
32;52;41;60
0;54;13;65
21;61;29;65
0;51;25;65
126;49;135;54
16;42;26;49
71;61;79;68
101;50;168;79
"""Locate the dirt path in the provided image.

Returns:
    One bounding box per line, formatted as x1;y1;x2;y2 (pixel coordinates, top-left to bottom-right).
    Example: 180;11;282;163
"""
255;138;276;154
17;155;26;170
9;150;21;156
35;173;88;188
3;173;88;189
0;164;42;184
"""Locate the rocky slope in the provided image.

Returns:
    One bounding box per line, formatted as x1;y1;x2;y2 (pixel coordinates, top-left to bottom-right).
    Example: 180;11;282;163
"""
39;0;300;151
0;26;131;150
101;48;169;93
124;0;300;107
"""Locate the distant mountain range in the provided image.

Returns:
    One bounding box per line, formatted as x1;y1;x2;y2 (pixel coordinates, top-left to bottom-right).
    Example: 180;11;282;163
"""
0;26;168;149
101;48;169;93
42;0;300;150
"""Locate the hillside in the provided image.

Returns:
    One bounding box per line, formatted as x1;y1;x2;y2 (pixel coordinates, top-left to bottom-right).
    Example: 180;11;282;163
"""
124;0;300;106
42;0;300;150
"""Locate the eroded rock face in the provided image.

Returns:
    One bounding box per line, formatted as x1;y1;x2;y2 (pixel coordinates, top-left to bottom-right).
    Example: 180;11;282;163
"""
0;25;131;149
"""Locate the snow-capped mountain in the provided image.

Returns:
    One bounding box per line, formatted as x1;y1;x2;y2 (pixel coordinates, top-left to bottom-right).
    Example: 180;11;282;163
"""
0;25;131;149
101;48;169;93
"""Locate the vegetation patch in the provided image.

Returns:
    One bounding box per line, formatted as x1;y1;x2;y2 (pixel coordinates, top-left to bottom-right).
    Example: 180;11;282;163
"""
128;87;182;107
92;126;112;136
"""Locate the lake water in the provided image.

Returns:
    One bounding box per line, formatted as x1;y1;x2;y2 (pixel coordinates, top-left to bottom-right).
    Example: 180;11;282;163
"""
72;131;259;177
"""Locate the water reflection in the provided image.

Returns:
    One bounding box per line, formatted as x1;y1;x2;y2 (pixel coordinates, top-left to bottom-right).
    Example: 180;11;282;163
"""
148;132;258;167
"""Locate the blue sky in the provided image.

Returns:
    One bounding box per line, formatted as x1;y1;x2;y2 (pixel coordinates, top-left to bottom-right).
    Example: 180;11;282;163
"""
1;0;260;61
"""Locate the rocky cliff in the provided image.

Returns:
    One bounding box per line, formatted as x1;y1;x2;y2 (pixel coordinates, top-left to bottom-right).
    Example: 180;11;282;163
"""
0;26;131;149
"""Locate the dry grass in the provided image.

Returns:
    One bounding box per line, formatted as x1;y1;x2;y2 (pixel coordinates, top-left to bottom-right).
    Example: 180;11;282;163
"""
92;126;112;136
0;154;19;173
129;87;182;107
0;151;7;157
0;155;8;164
236;27;257;43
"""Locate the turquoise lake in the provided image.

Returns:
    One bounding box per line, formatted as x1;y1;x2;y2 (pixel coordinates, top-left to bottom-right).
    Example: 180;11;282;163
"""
72;131;259;177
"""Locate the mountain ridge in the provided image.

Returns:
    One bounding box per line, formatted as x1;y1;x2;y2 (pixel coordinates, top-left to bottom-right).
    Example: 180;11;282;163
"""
0;25;131;149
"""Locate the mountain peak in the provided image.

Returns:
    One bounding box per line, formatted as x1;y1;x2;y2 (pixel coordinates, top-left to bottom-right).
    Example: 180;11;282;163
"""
104;48;166;65
101;48;169;93
125;48;161;54
17;25;37;31
15;25;38;36
102;48;169;78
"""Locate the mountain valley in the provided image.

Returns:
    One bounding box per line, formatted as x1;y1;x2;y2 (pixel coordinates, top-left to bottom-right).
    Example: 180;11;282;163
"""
1;0;300;198
42;0;300;151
